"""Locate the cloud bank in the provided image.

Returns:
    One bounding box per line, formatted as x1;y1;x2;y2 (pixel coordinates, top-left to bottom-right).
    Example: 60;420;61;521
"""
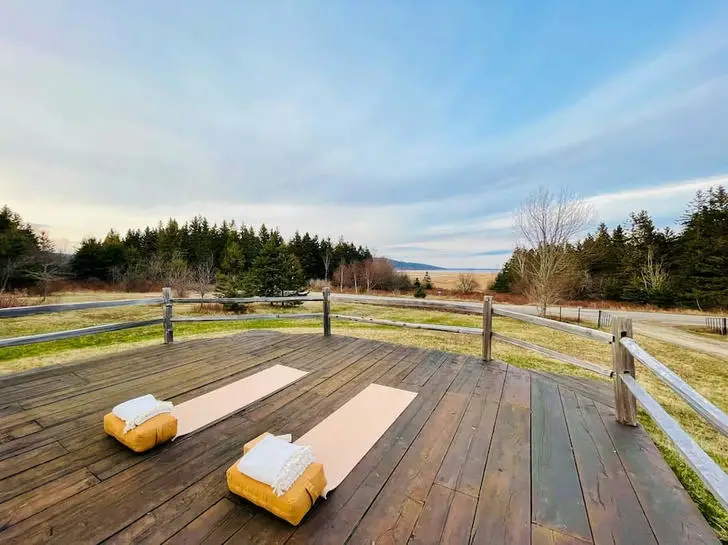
1;2;727;267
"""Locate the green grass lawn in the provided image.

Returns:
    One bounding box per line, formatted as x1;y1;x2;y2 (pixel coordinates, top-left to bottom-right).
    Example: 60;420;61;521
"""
2;295;728;540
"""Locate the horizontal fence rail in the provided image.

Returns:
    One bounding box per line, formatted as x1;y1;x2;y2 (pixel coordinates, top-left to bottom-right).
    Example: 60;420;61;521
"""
171;295;323;305
331;293;481;314
331;293;614;344
621;337;728;438
493;307;614;344
331;314;483;335
0;298;164;318
0;319;163;348
619;373;728;511
492;332;612;377
172;313;323;323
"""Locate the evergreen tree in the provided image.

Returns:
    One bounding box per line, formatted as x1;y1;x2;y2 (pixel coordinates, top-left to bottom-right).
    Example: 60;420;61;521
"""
220;238;245;275
245;235;305;297
676;187;728;308
0;206;40;290
71;238;107;280
491;258;516;293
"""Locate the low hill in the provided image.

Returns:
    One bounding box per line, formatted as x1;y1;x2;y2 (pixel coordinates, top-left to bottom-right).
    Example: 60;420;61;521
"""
388;259;446;271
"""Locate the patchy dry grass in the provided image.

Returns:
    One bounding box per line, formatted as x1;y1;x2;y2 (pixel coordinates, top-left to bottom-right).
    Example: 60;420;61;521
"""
680;326;728;343
2;296;727;538
0;300;323;372
401;270;498;291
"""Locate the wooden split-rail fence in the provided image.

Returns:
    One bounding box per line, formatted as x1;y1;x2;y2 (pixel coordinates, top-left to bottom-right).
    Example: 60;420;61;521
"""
2;287;727;510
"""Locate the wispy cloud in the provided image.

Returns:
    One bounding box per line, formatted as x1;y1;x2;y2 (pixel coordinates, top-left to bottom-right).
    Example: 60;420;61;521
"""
1;2;727;268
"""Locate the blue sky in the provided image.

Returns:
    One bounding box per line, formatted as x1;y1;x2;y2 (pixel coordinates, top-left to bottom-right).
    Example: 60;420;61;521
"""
1;1;728;267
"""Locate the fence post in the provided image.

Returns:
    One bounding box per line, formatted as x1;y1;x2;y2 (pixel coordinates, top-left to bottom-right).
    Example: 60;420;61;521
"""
577;307;581;323
723;317;727;336
597;309;602;329
612;317;637;426
482;296;493;362
163;287;174;344
559;306;562;322
322;286;331;337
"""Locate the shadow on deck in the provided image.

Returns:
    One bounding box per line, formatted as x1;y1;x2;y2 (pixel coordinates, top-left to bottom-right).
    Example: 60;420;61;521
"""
0;331;718;544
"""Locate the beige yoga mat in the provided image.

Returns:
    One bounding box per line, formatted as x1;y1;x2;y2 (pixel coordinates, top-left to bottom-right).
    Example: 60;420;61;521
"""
296;383;417;493
173;365;308;437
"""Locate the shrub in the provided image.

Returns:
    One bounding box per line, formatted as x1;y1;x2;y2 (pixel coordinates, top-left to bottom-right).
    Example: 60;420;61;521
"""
423;272;433;289
214;272;250;313
456;272;479;293
414;284;427;298
0;291;25;309
392;273;412;291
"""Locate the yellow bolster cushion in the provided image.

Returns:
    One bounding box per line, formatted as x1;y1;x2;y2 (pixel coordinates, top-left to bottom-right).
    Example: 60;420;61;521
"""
226;461;326;526
103;413;178;453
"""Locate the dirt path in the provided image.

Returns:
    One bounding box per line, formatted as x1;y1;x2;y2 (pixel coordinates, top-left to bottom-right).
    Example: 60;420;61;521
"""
634;323;728;360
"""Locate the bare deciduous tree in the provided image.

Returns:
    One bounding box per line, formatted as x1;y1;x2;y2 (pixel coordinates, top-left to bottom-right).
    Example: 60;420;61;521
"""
1;256;27;293
514;188;594;315
193;256;216;300
641;247;669;294
146;254;166;283
338;260;346;291
25;232;66;302
334;258;397;293
323;249;332;282
165;252;192;297
349;261;361;293
362;258;393;292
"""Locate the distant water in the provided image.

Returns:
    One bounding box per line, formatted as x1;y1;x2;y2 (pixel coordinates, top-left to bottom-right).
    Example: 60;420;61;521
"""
399;268;500;273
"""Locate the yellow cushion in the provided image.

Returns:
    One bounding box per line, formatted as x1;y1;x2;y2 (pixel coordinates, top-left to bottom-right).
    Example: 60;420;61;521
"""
227;461;326;526
228;432;327;526
103;413;178;453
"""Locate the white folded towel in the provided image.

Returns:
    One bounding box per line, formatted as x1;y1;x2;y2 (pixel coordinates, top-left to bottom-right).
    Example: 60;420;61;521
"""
112;394;174;434
238;434;314;496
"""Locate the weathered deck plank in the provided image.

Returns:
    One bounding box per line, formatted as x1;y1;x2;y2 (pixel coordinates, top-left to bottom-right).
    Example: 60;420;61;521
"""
471;366;532;545
561;390;657;545
596;402;720;545
0;331;719;545
531;377;592;542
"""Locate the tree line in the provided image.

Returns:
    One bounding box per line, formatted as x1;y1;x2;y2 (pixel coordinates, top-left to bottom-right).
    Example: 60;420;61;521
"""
493;185;728;310
0;208;375;298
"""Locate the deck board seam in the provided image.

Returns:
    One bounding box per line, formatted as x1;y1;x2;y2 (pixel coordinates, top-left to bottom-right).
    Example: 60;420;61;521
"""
593;398;663;545
463;362;509;545
531;522;593;544
529;363;534;545
405;360;484;544
10;335;316;430
12;334;302;411
105;457;237;543
557;384;596;545
334;356;467;544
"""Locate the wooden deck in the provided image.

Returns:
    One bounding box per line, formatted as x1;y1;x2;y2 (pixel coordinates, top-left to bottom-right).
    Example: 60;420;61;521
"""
0;331;718;544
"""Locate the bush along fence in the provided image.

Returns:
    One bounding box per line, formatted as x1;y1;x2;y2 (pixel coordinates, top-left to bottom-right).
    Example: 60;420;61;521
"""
1;287;727;510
